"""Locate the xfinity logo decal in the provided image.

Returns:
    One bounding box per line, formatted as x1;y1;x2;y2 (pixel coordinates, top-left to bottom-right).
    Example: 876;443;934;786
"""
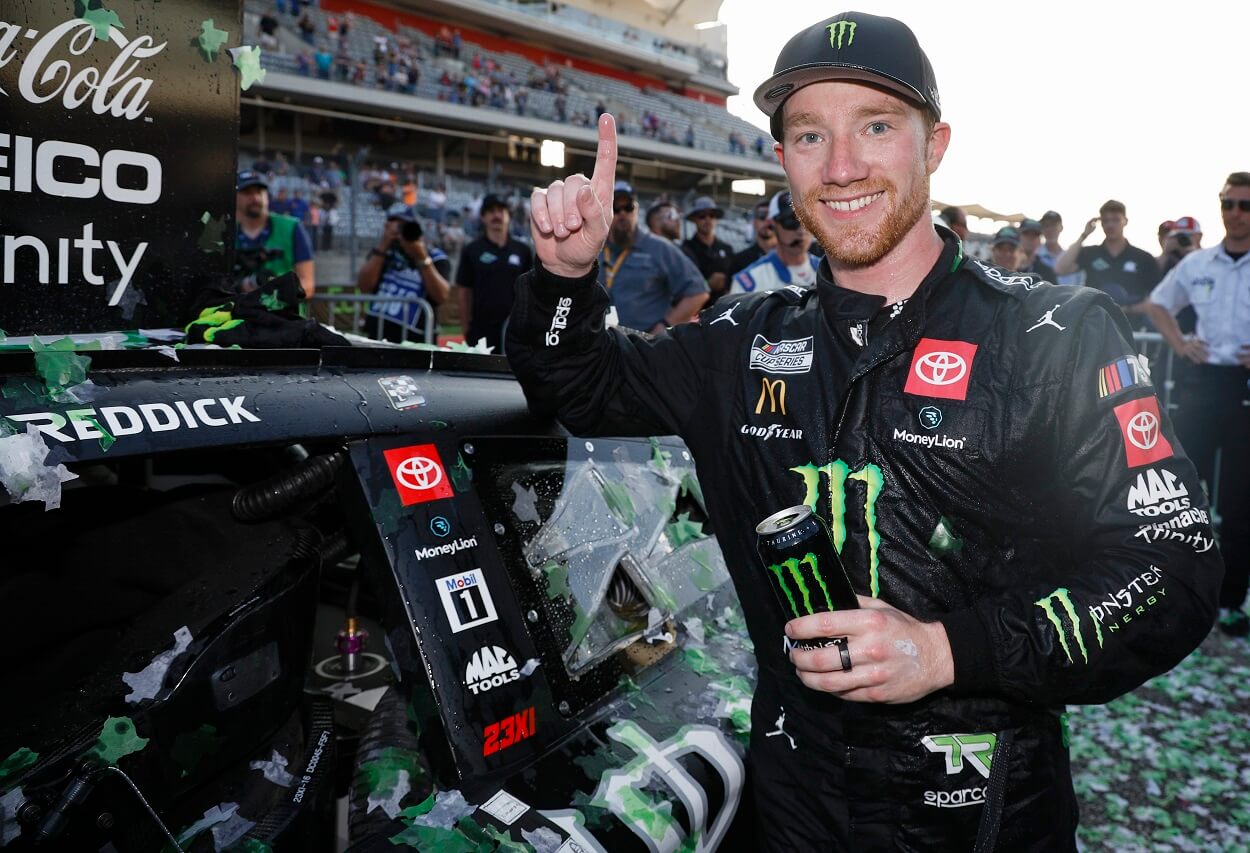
415;536;478;561
749;335;814;374
465;645;521;695
6;396;260;443
545;296;573;346
893;428;965;450
1126;468;1189;517
740;424;803;441
904;339;978;401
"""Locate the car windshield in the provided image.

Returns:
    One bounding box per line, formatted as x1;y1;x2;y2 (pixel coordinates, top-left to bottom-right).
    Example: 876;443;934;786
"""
469;436;729;675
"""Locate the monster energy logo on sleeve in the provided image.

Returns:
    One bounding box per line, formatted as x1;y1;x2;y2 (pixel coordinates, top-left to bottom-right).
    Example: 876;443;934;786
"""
1035;587;1103;665
827;20;857;49
766;553;836;618
790;460;883;596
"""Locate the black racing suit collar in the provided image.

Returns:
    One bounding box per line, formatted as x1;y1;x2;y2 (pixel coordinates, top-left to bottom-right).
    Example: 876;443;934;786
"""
816;228;964;371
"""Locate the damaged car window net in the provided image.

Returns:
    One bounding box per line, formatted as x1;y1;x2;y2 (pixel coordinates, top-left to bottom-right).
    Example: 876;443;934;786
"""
470;437;730;675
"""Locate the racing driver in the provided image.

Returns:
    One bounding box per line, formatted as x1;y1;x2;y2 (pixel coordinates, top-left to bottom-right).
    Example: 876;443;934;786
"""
507;12;1222;851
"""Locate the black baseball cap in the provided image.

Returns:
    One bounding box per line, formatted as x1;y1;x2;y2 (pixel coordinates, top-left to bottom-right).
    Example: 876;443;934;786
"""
755;11;941;142
768;190;801;229
1040;210;1062;223
1018;218;1042;234
992;226;1021;247
480;193;508;213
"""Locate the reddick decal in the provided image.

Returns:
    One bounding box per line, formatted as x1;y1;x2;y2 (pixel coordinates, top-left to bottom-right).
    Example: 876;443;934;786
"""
7;396;261;442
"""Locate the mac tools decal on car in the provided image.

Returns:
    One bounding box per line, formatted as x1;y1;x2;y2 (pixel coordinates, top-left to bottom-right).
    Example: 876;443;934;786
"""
904;339;978;401
749;335;814;374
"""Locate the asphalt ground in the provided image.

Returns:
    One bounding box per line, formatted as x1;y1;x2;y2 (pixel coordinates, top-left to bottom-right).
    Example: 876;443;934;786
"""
1070;623;1250;851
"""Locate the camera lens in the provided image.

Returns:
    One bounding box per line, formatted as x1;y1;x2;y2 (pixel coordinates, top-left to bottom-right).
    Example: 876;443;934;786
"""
401;221;423;241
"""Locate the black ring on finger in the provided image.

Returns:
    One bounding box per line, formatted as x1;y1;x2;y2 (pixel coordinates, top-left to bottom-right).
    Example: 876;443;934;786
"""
836;637;852;672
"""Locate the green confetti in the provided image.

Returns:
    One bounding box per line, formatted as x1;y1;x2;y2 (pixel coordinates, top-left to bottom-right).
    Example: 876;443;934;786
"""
543;561;571;600
31;338;91;398
618;675;655;710
691;549;718;592
359;746;422;798
73;413;115;452
682;647;722;677
231;45;267;90
236;841;273;853
0;747;38;784
171;724;220;778
570;605;593;648
259;291;287;311
88;716;149;765
398;792;436;819
197;19;228;61
649;437;671;473
679;471;704;509
665;511;705;547
480;824;528;853
927;515;964;556
450;453;472;491
389;824;477;852
600;480;635;526
81;6;122;41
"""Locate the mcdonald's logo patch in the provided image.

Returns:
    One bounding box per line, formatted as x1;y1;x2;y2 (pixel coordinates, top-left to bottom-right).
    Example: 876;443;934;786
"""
756;378;787;415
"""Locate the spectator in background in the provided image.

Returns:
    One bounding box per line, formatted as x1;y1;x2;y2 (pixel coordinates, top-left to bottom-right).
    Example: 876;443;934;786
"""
555;93;568;123
938;205;968;240
296;51;311;76
1036;209;1082;285
646;200;683;246
452;28;462;59
313;45;332;79
1017;218;1057;281
1158;216;1203;275
754;135;768;158
682;197;734;301
601;181;708;333
990;226;1025;271
288;190;310;227
338;13;352;48
729;199;777;275
402;175;418;208
684;125;695;148
357;203;450;343
320;195;339;251
1146;171;1250;636
456;195;533;351
1055;199;1162;327
298;12;315;46
235;170;316;298
595;101;607;120
259;11;279;50
730;190;818;293
426;183;448;223
439;213;466;275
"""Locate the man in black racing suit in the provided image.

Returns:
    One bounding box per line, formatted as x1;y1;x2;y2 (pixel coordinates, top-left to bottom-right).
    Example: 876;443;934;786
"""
507;12;1222;851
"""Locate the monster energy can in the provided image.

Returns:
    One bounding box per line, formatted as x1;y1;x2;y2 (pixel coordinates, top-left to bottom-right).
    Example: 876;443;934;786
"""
756;505;859;639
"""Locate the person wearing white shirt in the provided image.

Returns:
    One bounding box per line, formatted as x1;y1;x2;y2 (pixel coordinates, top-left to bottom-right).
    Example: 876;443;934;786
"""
1147;171;1250;636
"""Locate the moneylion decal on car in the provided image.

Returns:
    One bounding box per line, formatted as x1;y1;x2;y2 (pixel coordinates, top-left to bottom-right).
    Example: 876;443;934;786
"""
790;460;883;596
1035;587;1102;665
749;335;814;374
414;536;478;561
6;395;261;442
921;732;996;809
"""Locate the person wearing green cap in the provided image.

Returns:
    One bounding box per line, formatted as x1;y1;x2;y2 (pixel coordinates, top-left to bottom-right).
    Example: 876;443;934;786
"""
507;12;1220;850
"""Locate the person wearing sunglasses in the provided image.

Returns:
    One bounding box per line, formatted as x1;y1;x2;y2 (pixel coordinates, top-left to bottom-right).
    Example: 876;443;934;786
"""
730;190;819;294
729;200;779;276
1147;171;1250;637
596;180;708;335
681;196;736;302
644;199;683;246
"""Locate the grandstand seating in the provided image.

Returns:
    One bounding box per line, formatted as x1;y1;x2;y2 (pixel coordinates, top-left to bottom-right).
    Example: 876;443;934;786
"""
244;0;772;159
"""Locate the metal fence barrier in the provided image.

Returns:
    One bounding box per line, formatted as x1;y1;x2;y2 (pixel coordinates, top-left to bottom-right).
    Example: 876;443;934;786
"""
1132;331;1174;411
311;292;435;344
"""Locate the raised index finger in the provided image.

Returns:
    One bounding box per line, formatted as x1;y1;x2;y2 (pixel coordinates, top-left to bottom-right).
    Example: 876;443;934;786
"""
590;113;618;211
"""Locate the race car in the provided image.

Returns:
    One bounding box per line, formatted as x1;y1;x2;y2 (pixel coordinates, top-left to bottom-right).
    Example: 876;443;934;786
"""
0;341;757;851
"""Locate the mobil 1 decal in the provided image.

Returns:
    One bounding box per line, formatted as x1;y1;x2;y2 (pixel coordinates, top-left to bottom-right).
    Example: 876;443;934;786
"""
0;0;240;334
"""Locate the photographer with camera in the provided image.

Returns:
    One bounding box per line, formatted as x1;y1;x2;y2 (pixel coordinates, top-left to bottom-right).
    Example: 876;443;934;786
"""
1158;216;1202;275
356;203;450;343
235;170;316;298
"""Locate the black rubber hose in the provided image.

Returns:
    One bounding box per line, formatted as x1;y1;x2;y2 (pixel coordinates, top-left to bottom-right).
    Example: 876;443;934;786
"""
232;452;345;523
346;688;431;842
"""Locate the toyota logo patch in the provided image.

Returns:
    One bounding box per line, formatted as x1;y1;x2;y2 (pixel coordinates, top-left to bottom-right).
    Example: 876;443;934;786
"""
904;339;979;401
384;443;455;505
1112;397;1173;468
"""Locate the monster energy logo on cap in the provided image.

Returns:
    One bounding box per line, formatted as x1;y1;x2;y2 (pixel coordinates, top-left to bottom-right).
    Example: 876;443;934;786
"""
1035;587;1104;665
827;20;857;49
